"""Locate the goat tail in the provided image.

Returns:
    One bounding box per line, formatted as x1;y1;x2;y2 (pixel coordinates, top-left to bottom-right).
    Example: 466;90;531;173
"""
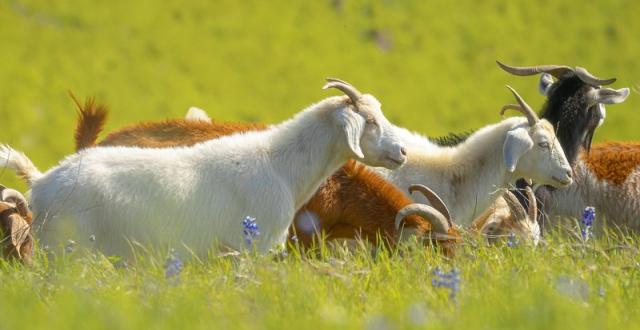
70;91;108;151
0;145;43;185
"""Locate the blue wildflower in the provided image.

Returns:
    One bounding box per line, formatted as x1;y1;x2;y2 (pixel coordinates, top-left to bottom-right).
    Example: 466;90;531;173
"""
242;216;260;246
581;207;596;241
432;267;461;301
65;239;76;253
164;249;183;282
507;232;518;248
598;287;606;297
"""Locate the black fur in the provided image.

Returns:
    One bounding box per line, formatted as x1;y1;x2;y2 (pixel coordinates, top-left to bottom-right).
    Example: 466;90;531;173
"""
431;131;473;147
528;74;604;230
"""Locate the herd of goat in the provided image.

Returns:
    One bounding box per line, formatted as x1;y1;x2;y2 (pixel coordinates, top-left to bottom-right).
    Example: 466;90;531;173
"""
0;61;637;264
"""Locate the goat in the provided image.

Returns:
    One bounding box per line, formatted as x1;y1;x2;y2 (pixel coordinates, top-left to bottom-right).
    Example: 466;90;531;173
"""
443;62;630;235
0;79;409;256
471;186;539;245
547;142;640;230
72;94;461;254
0;185;34;264
74;85;572;238
372;86;573;227
494;62;632;229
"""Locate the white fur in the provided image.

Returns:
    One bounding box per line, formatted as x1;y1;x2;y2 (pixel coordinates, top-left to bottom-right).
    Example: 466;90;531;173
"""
373;117;572;226
0;94;406;256
185;107;212;123
548;160;640;231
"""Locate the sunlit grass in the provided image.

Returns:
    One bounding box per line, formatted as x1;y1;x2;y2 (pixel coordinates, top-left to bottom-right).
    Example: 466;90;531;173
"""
1;230;638;329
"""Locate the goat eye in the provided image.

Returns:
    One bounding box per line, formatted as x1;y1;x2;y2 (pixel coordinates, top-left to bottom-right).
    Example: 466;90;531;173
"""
366;118;378;126
538;142;550;149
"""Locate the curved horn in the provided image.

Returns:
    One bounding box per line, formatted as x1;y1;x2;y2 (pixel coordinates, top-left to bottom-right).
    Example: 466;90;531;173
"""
395;203;450;234
574;67;616;86
2;189;30;219
503;190;527;221
504;85;539;126
496;61;573;79
408;184;452;226
323;78;362;105
524;186;537;222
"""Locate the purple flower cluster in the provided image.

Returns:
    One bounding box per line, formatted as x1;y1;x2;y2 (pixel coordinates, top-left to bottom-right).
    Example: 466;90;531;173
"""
581;207;596;241
164;249;183;282
432;267;461;301
243;216;260;246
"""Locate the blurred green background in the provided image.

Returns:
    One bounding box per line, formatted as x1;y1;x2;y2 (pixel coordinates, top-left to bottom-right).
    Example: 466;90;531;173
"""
1;0;638;189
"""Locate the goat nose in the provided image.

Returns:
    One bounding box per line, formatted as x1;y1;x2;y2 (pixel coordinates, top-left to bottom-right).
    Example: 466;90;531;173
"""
400;147;407;156
566;169;573;179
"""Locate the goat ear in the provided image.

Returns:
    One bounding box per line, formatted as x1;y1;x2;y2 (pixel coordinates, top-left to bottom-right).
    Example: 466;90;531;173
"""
589;87;630;105
10;216;31;258
503;127;534;172
538;73;554;96
334;107;365;158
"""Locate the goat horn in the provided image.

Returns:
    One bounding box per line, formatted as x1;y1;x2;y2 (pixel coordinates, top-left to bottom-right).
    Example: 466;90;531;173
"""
503;190;527;221
574;67;616;86
408;184;452;227
496;61;574;79
2;189;30;219
323;78;362;105
504;85;539;126
395;203;450;234
524;186;537;222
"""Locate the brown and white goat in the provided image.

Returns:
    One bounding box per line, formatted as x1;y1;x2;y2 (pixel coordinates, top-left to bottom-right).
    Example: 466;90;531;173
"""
0;185;34;264
72;97;461;254
549;142;640;230
471;187;539;245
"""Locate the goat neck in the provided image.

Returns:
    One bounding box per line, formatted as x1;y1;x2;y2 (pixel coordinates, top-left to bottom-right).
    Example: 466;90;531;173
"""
269;99;354;209
380;117;527;226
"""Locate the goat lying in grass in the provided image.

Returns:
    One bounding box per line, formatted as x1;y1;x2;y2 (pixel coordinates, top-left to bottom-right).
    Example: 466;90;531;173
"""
549;142;640;231
72;95;462;255
0;79;408;256
0;185;34;264
471;186;539;245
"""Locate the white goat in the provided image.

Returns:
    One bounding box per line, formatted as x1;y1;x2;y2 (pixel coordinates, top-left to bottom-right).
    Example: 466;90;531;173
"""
374;86;573;226
0;79;407;256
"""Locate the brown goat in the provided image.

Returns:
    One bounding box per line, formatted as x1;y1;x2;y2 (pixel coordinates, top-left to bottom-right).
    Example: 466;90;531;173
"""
0;185;34;264
73;99;461;254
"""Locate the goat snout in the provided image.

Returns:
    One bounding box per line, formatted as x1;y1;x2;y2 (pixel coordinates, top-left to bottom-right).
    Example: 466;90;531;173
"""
385;143;407;167
552;167;573;187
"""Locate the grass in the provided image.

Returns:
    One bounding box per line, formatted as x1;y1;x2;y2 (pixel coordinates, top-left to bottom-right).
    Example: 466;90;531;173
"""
1;229;639;330
1;1;639;328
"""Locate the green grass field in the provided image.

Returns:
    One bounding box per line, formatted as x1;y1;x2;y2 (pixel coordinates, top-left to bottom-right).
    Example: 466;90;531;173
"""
1;1;639;329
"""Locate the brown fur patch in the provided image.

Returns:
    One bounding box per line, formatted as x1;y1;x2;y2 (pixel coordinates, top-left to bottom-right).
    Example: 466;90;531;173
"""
582;142;640;185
